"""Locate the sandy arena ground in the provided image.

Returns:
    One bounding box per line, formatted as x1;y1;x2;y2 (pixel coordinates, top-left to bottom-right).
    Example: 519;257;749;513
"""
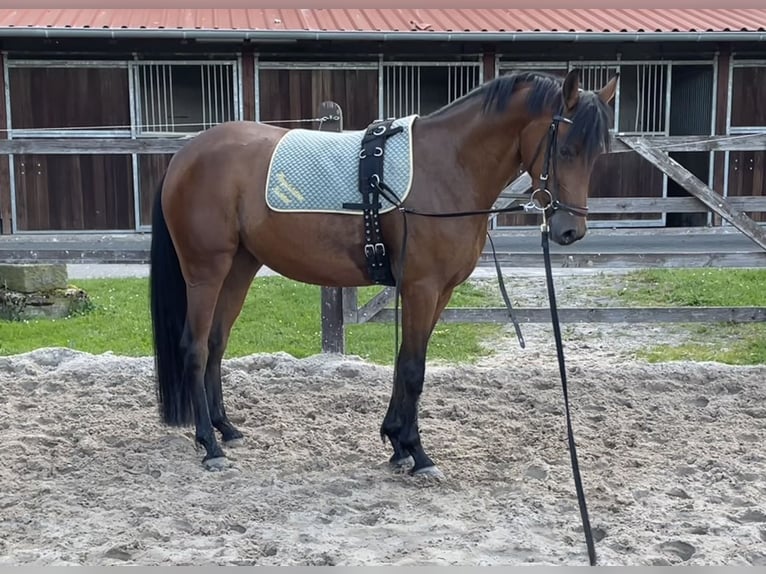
1;269;765;566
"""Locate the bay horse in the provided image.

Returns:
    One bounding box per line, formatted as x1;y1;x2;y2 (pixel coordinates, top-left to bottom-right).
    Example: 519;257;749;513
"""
149;69;617;476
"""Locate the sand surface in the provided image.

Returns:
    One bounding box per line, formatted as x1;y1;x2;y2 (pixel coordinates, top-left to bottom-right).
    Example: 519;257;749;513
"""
1;271;765;566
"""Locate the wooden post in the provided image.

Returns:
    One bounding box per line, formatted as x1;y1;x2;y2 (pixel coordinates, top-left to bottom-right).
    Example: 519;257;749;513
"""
712;46;731;228
0;51;12;234
241;50;256;122
317;101;350;354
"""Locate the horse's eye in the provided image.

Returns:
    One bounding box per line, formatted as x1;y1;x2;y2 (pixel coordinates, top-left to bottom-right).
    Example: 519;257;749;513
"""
559;146;575;160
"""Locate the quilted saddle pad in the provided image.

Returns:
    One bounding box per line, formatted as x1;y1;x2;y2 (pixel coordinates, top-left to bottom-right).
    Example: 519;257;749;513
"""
265;115;417;215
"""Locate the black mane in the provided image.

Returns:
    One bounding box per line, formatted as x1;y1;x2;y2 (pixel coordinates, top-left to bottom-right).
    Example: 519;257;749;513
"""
431;70;614;161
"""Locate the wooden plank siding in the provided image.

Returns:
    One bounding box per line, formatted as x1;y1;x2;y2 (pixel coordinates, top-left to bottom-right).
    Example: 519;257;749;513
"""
138;154;173;227
13;154;134;231
257;68;379;131
8;66;131;132
8;65;135;231
727;64;766;222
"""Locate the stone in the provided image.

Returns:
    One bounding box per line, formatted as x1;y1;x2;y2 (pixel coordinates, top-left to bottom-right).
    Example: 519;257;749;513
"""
0;264;68;294
0;287;91;321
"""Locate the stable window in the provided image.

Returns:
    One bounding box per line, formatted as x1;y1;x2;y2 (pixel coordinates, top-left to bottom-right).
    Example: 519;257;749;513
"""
132;61;240;136
381;61;483;118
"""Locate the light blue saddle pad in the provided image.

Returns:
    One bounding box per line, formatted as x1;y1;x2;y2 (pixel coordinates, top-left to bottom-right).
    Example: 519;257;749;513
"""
265;115;417;215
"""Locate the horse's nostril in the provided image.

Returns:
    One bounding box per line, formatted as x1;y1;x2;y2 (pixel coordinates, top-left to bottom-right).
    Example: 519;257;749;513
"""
560;229;578;245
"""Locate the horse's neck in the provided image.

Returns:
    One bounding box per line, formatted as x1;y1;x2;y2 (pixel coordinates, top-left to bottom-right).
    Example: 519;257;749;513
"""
417;97;530;210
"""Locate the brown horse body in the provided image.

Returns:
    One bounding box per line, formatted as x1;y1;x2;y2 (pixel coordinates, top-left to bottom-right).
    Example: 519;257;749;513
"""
150;69;617;475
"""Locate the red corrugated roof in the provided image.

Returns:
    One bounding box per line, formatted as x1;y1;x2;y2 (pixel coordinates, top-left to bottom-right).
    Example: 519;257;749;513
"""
0;9;765;34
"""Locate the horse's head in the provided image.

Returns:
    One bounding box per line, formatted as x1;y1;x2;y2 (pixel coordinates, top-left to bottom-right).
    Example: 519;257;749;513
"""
519;70;617;246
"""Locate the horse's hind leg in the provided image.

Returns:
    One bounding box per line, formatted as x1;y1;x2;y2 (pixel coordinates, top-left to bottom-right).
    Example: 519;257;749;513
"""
180;255;234;469
205;247;261;446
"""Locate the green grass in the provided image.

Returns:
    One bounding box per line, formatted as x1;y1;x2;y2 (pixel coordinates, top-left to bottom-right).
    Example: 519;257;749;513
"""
0;276;502;364
613;268;766;365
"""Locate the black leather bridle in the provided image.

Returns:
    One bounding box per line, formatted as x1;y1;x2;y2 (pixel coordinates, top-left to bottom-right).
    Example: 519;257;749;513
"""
523;110;591;220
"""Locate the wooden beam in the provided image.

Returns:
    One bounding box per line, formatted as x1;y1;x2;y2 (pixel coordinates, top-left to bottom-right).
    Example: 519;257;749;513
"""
0;133;763;157
621;137;766;252
713;46;732;227
369;306;766;324
241;51;256;122
0;138;190;155
318;101;347;354
565;196;766;214
354;286;396;324
493;172;533;210
497;193;766;214
612;133;766;153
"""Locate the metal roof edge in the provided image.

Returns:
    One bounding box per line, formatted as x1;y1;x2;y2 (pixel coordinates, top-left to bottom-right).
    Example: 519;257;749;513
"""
0;28;765;42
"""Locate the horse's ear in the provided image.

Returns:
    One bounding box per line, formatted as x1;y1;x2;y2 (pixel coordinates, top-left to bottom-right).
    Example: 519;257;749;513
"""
562;69;581;111
598;73;619;104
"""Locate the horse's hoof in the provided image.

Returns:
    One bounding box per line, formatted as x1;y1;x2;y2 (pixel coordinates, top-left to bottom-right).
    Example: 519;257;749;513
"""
412;465;445;481
203;456;229;471
223;437;245;448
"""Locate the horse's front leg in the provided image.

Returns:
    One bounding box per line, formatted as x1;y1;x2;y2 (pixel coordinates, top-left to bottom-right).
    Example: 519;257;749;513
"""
380;282;451;478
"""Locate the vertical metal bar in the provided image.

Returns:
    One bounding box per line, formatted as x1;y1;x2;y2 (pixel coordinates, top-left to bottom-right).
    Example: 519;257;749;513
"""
146;64;153;132
614;63;622;132
725;52;734;136
168;65;175;132
447;64;452;102
151;64;158;132
664;63;672;137
201;65;207;129
409;65;413;115
254;54;261;122
654;63;660;132
127;62;137;139
634;65;641;132
377;54;384;119
140;65;147;132
398;64;402;117
708;55;718;226
235;56;243;121
227;64;233;122
214;64;220;125
416;65;420;114
417;65;421;114
8;155;16;233
132;153;140;231
162;64;169;132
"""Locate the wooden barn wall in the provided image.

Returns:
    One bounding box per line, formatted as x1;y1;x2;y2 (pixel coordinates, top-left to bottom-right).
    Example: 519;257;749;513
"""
728;64;766;222
258;67;379;130
8;65;135;231
138;154;174;227
9;67;130;131
13;154;134;231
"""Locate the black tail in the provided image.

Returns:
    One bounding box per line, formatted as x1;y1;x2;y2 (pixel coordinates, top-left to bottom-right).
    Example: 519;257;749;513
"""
149;175;194;426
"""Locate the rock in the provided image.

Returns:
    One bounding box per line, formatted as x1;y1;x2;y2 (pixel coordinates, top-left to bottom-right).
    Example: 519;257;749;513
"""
0;286;92;321
0;264;68;293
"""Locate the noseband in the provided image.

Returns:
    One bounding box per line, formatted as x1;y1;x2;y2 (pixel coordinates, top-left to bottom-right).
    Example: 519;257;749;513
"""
525;112;590;219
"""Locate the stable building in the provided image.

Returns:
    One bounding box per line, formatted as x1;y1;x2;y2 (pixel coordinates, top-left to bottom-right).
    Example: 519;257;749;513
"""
0;8;764;235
